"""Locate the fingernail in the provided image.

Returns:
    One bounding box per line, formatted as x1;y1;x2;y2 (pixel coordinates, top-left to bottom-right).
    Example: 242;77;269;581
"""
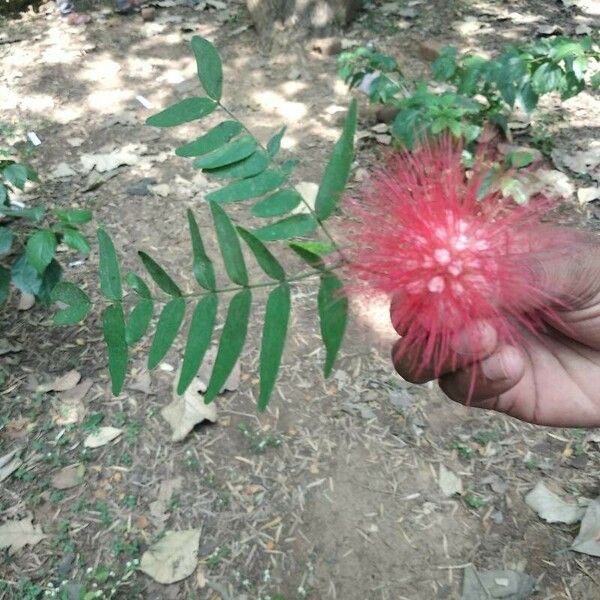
452;321;496;355
481;354;510;381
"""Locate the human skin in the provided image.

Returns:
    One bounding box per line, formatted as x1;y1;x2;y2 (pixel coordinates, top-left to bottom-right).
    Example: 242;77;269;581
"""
391;231;600;428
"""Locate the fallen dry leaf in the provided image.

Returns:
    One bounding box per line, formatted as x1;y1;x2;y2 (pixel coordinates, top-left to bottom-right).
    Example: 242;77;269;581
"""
525;481;584;524
0;448;23;483
80;145;140;173
196;564;207;588
4;417;31;440
578;187;600;204
572;498;600;557
462;566;535;600
53;397;86;426
162;377;217;442
552;144;600;181
53;380;92;425
0;517;47;553
17;292;35;311
51;463;85;489
195;347;240;393
129;370;153;394
136;515;150;530
37;370;81;393
59;379;93;403
139;529;200;584
84;427;123;448
438;464;463;497
49;162;77;179
148;183;170;197
522;169;574;200
149;477;183;526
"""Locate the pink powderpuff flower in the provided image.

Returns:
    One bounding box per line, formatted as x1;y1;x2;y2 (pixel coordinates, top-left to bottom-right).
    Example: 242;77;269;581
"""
343;134;576;379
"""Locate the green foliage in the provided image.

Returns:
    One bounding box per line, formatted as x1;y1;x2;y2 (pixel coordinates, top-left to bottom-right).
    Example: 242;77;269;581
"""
52;35;355;410
0;150;90;306
339;36;600;148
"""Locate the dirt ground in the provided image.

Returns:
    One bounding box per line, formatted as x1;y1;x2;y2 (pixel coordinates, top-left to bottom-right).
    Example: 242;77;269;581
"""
1;0;600;598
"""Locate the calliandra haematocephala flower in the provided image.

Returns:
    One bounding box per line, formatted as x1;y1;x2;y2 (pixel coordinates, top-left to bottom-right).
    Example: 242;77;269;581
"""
343;135;579;381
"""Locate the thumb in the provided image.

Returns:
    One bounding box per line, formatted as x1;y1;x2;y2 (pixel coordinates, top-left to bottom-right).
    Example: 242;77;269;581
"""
525;229;600;310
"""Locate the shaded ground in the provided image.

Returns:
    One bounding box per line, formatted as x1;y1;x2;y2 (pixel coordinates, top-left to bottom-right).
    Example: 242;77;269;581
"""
1;0;600;598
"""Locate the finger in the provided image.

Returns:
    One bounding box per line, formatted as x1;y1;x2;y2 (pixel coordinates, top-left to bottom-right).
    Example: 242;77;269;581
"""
390;293;406;335
439;344;526;407
392;320;498;384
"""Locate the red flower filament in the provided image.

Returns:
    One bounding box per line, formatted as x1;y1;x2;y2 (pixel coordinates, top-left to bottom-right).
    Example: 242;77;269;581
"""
344;136;569;378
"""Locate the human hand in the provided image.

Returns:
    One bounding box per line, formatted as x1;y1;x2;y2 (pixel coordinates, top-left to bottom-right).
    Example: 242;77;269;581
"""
391;231;600;427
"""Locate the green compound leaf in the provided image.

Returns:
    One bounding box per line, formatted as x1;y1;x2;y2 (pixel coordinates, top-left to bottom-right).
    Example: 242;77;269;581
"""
267;126;286;157
53;208;93;225
177;293;218;395
252;214;318;242
148;297;186;369
210;203;248;286
315;99;357;221
51;282;91;325
193;135;257;170
289;243;324;270
97;228;122;301
146;97;217;128
0;266;9;304
63;229;91;255
191;36;223;101
205;169;286;203
138;251;182;297
258;283;290;411
126;298;154;345
102;303;128;396
11;254;41;295
251;189;302;218
204;289;251;404
175;121;242;157
318;272;347;377
237;227;285;281
126;273;152;298
26;229;57;274
187;209;216;290
289;240;336;256
204;151;269;180
0;227;14;257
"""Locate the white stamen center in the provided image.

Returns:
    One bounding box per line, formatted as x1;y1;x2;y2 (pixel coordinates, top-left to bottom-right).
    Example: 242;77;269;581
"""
434;248;451;265
428;276;445;293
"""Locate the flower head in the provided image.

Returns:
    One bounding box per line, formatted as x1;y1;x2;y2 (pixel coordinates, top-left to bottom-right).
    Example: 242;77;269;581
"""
344;135;570;377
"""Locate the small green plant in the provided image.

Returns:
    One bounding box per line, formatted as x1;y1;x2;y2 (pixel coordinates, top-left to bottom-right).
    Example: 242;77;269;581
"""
339;36;600;148
463;492;487;510
238;421;283;453
0;139;92;305
0;559;141;599
451;440;475;460
471;429;499;446
206;545;231;569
